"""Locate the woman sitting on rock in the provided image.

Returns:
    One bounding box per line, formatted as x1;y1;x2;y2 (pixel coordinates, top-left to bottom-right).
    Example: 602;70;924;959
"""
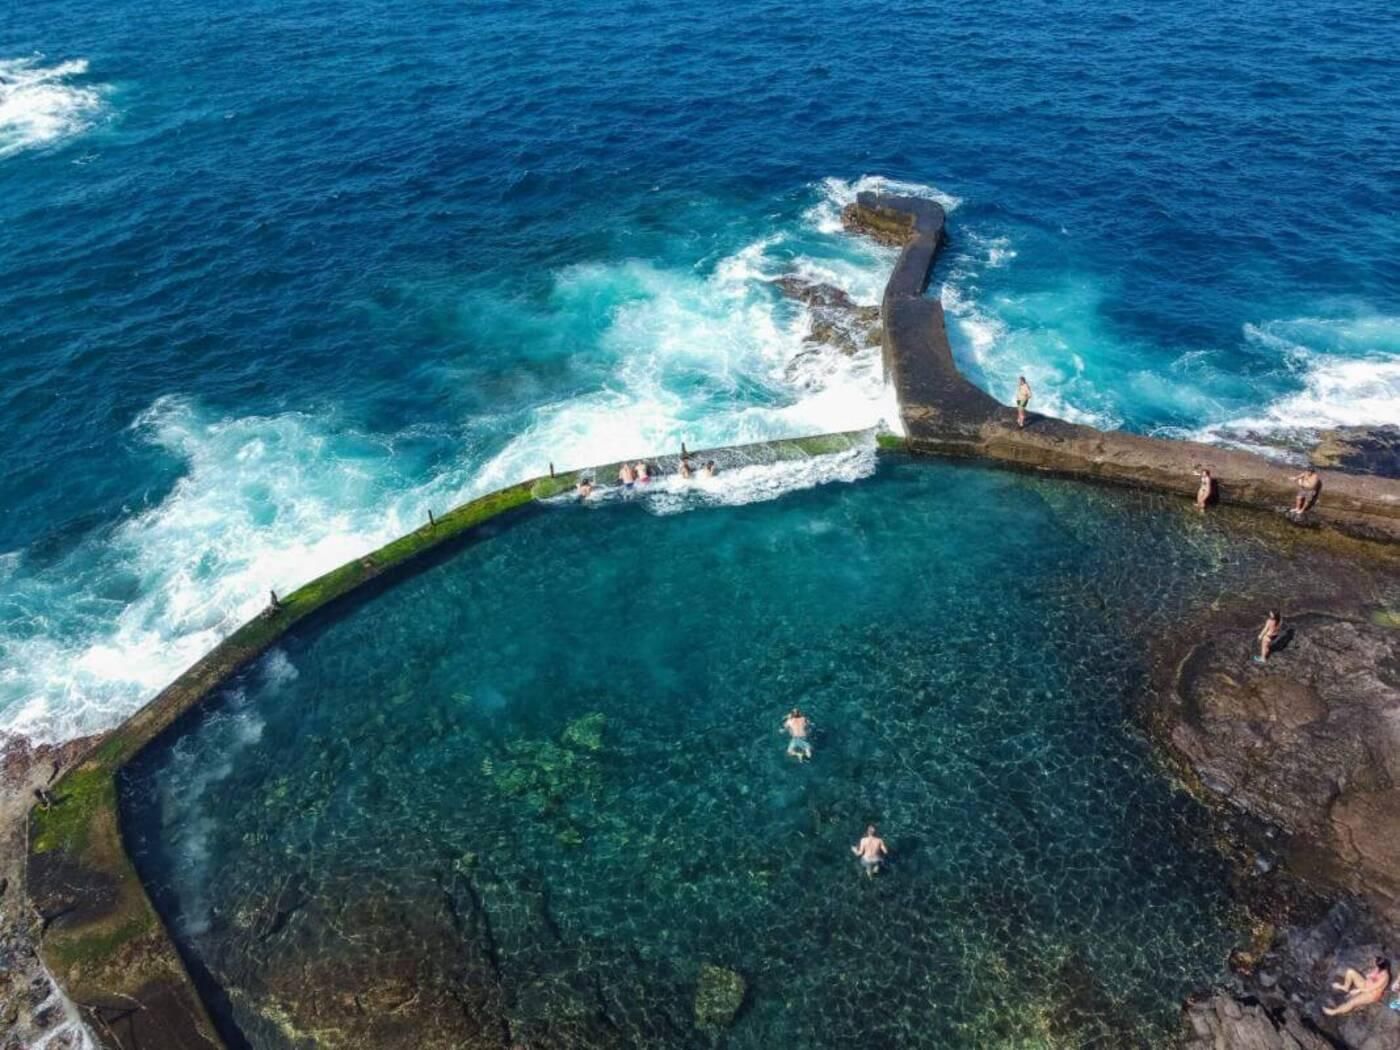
1323;957;1392;1016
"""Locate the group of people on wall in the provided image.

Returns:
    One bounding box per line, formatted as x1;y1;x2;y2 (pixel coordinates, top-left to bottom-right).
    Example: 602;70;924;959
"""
573;454;718;500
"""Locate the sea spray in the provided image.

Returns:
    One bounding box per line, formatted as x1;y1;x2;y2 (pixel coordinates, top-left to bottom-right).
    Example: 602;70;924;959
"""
0;56;105;159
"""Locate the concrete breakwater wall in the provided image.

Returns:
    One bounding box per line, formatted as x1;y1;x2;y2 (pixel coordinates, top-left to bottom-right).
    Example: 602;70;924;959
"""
23;430;873;1050
844;191;1400;544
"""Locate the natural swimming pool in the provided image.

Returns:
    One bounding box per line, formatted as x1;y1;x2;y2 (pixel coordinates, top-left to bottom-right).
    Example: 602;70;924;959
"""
120;455;1372;1048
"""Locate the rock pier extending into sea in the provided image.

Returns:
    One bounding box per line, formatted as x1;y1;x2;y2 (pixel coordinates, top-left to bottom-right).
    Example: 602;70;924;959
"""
844;191;1400;544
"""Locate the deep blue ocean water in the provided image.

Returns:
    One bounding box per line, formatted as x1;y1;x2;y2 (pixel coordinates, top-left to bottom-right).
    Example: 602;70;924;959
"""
2;0;1398;739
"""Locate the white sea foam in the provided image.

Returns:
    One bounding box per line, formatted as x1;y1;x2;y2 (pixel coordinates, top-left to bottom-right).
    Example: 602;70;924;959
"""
806;174;964;234
576;444;878;516
471;228;891;492
0;182;902;744
0;399;454;742
1188;315;1400;452
0;56;106;160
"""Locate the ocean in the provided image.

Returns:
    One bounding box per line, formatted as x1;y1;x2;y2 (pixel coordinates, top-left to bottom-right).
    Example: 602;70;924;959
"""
3;0;1398;742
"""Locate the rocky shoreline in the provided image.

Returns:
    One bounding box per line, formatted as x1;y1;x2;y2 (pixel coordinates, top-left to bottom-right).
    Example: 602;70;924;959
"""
1149;602;1400;1049
1;734;100;1050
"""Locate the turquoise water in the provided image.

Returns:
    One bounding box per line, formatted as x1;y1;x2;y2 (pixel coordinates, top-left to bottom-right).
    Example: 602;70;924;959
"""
120;456;1387;1048
4;0;1400;743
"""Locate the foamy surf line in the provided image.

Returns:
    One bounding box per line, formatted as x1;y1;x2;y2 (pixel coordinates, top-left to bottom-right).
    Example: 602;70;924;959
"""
0;176;954;745
553;443;878;516
1179;316;1400;456
0;56;107;160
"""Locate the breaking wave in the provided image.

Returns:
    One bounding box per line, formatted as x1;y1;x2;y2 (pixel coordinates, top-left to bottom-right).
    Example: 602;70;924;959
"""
0;56;106;160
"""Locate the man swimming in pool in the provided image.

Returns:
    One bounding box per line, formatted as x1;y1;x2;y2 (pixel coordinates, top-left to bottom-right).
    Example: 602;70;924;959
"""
782;708;812;761
1323;957;1392;1016
1292;469;1322;516
703;460;718;477
576;478;594;500
618;462;636;487
852;825;889;878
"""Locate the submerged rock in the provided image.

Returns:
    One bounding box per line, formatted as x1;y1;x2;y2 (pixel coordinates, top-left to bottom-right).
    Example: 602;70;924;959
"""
1310;426;1400;479
693;963;745;1028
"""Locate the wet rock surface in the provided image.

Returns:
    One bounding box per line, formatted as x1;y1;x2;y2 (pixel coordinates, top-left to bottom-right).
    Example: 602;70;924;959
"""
0;735;98;1050
1311;426;1400;480
1156;609;1400;1048
771;275;881;368
1165;613;1400;924
1180;994;1333;1050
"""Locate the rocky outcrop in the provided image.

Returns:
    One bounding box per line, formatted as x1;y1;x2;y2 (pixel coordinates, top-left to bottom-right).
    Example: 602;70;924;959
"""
771;275;882;358
1164;614;1400;925
1312;426;1400;480
1179;900;1400;1050
1180;995;1333;1050
842;191;1400;545
1154;609;1400;1048
1;735;103;1050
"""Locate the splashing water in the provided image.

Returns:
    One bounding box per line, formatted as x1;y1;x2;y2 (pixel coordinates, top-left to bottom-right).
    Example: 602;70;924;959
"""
0;178;940;743
0;57;105;159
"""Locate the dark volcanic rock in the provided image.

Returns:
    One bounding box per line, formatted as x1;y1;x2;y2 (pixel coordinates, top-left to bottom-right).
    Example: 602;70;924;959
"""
1311;426;1400;480
1166;614;1400;925
1156;611;1400;1048
1180;995;1333;1050
771;275;881;356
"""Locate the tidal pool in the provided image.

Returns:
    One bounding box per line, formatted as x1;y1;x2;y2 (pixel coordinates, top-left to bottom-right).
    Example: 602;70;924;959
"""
123;457;1370;1048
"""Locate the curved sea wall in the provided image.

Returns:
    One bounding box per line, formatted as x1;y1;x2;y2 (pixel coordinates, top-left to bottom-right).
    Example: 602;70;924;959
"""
24;195;1400;1050
844;191;1400;544
23;430;873;1050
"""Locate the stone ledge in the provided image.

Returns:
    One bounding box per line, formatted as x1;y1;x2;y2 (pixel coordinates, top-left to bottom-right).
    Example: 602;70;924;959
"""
845;191;1400;544
24;429;875;1050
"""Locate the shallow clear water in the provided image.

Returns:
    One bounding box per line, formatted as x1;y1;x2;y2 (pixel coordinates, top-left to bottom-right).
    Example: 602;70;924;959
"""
122;456;1400;1048
4;0;1400;742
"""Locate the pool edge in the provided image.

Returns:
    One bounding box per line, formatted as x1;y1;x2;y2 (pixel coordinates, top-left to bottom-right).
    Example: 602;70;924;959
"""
24;429;876;1050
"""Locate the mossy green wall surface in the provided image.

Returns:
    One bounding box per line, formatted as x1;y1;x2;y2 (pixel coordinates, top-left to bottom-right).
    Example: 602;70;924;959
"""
25;429;875;1050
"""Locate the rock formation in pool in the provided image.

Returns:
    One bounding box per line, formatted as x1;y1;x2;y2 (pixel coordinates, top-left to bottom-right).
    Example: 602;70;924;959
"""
1155;607;1400;1049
